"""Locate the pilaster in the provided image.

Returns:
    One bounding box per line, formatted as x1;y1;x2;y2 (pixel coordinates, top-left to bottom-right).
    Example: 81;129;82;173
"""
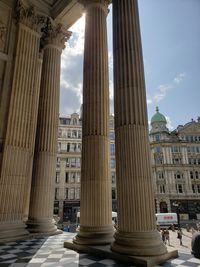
0;0;44;242
27;18;71;234
73;0;114;245
111;0;167;256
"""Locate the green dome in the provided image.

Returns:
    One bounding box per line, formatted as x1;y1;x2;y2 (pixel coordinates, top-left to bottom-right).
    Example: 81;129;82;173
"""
151;107;167;124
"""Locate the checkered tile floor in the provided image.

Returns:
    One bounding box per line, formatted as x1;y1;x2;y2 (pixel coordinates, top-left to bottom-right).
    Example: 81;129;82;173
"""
0;232;200;267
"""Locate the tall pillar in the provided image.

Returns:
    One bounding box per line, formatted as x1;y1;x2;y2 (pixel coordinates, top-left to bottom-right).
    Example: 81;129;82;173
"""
27;19;71;234
111;0;167;256
73;0;114;245
0;2;44;241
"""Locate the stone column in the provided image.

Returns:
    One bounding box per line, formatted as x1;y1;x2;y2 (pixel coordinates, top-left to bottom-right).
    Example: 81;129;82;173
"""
73;0;114;245
0;2;44;241
111;0;167;256
27;19;71;234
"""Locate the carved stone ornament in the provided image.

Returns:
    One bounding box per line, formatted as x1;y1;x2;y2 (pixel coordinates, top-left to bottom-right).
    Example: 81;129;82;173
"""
16;0;46;33
79;0;111;14
41;18;71;50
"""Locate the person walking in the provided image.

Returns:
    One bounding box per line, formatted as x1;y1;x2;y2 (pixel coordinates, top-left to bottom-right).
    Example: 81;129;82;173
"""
165;229;170;245
177;228;183;245
161;229;166;244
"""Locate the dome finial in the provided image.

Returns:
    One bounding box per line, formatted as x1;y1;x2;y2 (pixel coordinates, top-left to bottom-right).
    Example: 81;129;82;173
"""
156;106;159;112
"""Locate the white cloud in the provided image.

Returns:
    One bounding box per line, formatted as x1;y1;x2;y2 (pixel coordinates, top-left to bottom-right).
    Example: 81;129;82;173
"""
166;116;174;130
154;84;172;103
60;16;85;115
151;72;185;104
173;73;185;84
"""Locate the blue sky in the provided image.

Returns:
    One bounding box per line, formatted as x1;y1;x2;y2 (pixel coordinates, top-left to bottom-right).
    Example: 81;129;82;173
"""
60;0;200;130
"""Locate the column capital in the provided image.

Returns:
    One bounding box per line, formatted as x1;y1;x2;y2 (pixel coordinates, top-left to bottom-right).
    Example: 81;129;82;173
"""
41;18;71;50
79;0;111;14
16;0;46;33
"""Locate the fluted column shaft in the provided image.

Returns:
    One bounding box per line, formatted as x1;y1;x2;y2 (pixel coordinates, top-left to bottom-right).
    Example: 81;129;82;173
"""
27;19;70;234
73;1;114;245
111;0;167;256
0;20;42;241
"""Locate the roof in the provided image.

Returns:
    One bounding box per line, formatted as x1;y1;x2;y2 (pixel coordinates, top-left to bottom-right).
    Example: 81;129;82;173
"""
151;107;167;124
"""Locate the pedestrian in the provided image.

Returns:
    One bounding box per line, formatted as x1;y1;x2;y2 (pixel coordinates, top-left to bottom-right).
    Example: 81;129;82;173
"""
161;229;166;244
165;229;170;245
177;228;183;245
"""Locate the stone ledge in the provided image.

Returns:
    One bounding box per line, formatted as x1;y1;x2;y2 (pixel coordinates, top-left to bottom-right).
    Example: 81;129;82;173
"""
64;239;178;267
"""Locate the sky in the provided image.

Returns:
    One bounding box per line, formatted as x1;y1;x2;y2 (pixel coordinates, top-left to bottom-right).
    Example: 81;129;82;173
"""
60;0;200;130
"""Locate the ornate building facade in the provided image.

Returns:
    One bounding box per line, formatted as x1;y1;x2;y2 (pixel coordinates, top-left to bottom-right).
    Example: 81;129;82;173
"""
150;107;200;220
56;108;200;223
54;113;117;222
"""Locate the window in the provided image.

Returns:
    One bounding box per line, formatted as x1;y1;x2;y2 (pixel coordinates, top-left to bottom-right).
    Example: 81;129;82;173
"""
157;172;164;179
110;144;115;156
155;156;163;164
67;143;70;152
56;157;60;168
78;131;81;138
75;188;80;199
176;184;183;194
112;189;116;199
159;185;165;193
171;146;180;153
76;172;81;183
196;171;199;179
70;172;76;183
55;172;60;183
69;188;75;199
111;172;116;184
55;188;59;200
109;119;114;128
77;143;81;152
190;171;194;179
111;159;116;169
72;118;77;125
71;158;76;167
65;172;69;183
172;157;182;164
67;130;71;138
64;188;68;199
174;172;183;179
155;147;162;153
66;158;70;167
72;130;77;138
110;132;115;140
155;134;160;141
71;143;76;152
197;185;200;193
192;184;196;193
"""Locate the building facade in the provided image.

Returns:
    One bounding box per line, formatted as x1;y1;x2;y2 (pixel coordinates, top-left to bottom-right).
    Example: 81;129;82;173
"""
56;108;200;222
54;113;117;223
150;107;200;220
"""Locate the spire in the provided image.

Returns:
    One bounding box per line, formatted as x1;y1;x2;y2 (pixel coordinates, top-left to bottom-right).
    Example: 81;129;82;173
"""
156;106;159;112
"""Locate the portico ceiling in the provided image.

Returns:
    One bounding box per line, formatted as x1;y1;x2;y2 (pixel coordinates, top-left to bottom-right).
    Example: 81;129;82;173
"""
33;0;84;29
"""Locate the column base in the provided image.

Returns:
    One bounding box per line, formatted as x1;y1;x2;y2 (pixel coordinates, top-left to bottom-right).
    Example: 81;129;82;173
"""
111;230;167;256
73;225;114;245
0;221;29;243
26;218;59;235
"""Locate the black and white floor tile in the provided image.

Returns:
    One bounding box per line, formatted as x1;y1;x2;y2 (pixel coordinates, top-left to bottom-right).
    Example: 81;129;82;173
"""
0;232;200;267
